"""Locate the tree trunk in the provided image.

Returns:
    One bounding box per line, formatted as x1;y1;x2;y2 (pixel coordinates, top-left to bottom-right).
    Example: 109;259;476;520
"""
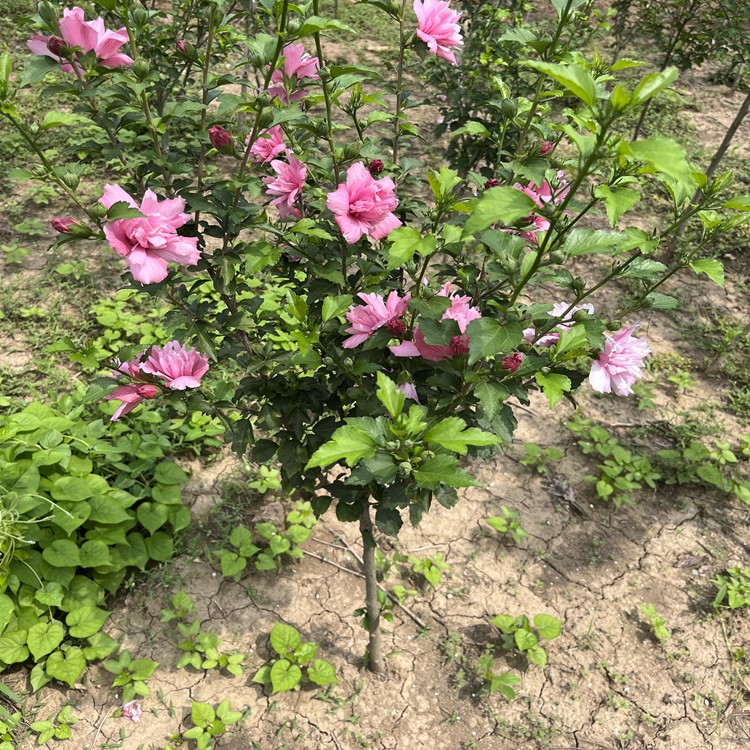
359;502;384;673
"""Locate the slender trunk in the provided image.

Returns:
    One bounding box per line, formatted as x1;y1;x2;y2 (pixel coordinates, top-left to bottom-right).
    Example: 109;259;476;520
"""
664;91;750;259
359;502;383;673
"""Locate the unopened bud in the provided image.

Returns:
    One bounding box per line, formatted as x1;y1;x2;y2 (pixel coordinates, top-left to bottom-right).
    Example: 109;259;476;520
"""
255;92;272;109
136;384;159;398
484;178;501;190
51;216;76;234
549;250;566;264
132;7;149;26
62;172;79;190
369;159;384;176
132;58;150;80
209;124;233;151
286;18;301;34
539;140;554;156
29;123;40;136
398;461;412;477
176;39;187;54
572;309;589;322
451;334;470;356
387;318;406;337
500;99;518;118
500;352;523;373
607;320;621;331
572;276;585;291
175;39;200;63
46;36;64;56
90;203;108;219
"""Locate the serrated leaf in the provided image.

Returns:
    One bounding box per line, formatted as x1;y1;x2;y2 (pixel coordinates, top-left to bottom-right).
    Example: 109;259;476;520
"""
689;258;724;287
305;424;377;469
376;371;405;419
413;454;480;490
424;417;501;454
525;61;597;106
322;294;353;322
535;372;571;408
466;318;523;365
593;185;640;227
385;227;436;270
464;187;538;236
474;381;509;421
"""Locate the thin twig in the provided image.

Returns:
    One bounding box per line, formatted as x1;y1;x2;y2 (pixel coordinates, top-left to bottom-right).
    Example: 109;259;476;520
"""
91;703;116;747
406;544;444;553
310;536;351;552
305;552;428;631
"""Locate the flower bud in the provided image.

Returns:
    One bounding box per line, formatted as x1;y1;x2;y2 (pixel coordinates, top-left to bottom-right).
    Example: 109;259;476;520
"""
607;320;621;331
368;159;385;176
209;124;232;151
398;461;412;477
255;92;272;109
484;178;501;190
572;276;585;291
46;36;64;56
176;39;187;54
29;123;40;136
90;203;108;219
286;18;301;34
51;216;76;234
132;7;149;27
500;99;518;119
549;250;566;264
175;39;200;63
387;318;406;337
538;140;554;156
501;352;523;373
136;384;159;398
451;334;470;356
571;309;589;322
132;58;150;80
62;172;79;190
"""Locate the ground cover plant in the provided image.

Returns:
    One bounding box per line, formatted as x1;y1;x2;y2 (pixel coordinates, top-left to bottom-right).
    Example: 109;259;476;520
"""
0;1;749;749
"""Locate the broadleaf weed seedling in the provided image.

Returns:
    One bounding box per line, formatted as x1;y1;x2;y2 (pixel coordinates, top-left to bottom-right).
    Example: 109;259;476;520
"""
486;506;529;545
102;650;159;702
639;604;671;643
179;699;245;749
253;622;337;695
520;443;564;474
29;704;77;745
713;567;750;610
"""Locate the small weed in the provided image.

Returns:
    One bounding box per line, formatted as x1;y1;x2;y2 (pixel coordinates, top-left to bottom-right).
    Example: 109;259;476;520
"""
639;603;671;643
713;567;750;610
520;443;564;474
486;506;528;545
252;622;337;694
102;651;159;703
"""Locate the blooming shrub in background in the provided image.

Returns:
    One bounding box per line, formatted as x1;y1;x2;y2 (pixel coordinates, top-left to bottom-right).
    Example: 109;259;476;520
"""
2;0;746;672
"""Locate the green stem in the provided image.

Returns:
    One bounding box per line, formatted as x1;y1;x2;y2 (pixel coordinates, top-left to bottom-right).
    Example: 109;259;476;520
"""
392;0;408;165
195;10;216;221
312;0;339;184
3;113;98;222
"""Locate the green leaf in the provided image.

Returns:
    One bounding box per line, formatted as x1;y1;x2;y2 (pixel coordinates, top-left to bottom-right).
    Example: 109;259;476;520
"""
375;507;403;536
514;628;538;652
136;502;169;534
622;137;696;187
533;614;562;640
466;318;523;365
0;630;29;664
41;111;89;130
145;532;174;562
153;461;189;485
593;185;640;227
270;659;302;693
535;372;571;408
376;372;405;419
322;295;353;323
305;424;377;469
424;418;501;454
474;381;509;421
65;607;110;638
45;648;86;687
296;15;354;38
689;258;724;287
191;702;215;727
525;61;597;106
270;622;301;658
490;671;520;700
42;539;81;568
527;644;548;667
27;621;65;661
386;227;436;269
464;187;538;236
219;552;247;578
413;455;480;490
631;67;679;106
105;201;145;221
307;658;337;686
78;540;110;568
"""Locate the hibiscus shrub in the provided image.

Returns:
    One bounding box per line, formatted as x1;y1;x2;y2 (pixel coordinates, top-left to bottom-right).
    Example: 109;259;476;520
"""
2;0;748;671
